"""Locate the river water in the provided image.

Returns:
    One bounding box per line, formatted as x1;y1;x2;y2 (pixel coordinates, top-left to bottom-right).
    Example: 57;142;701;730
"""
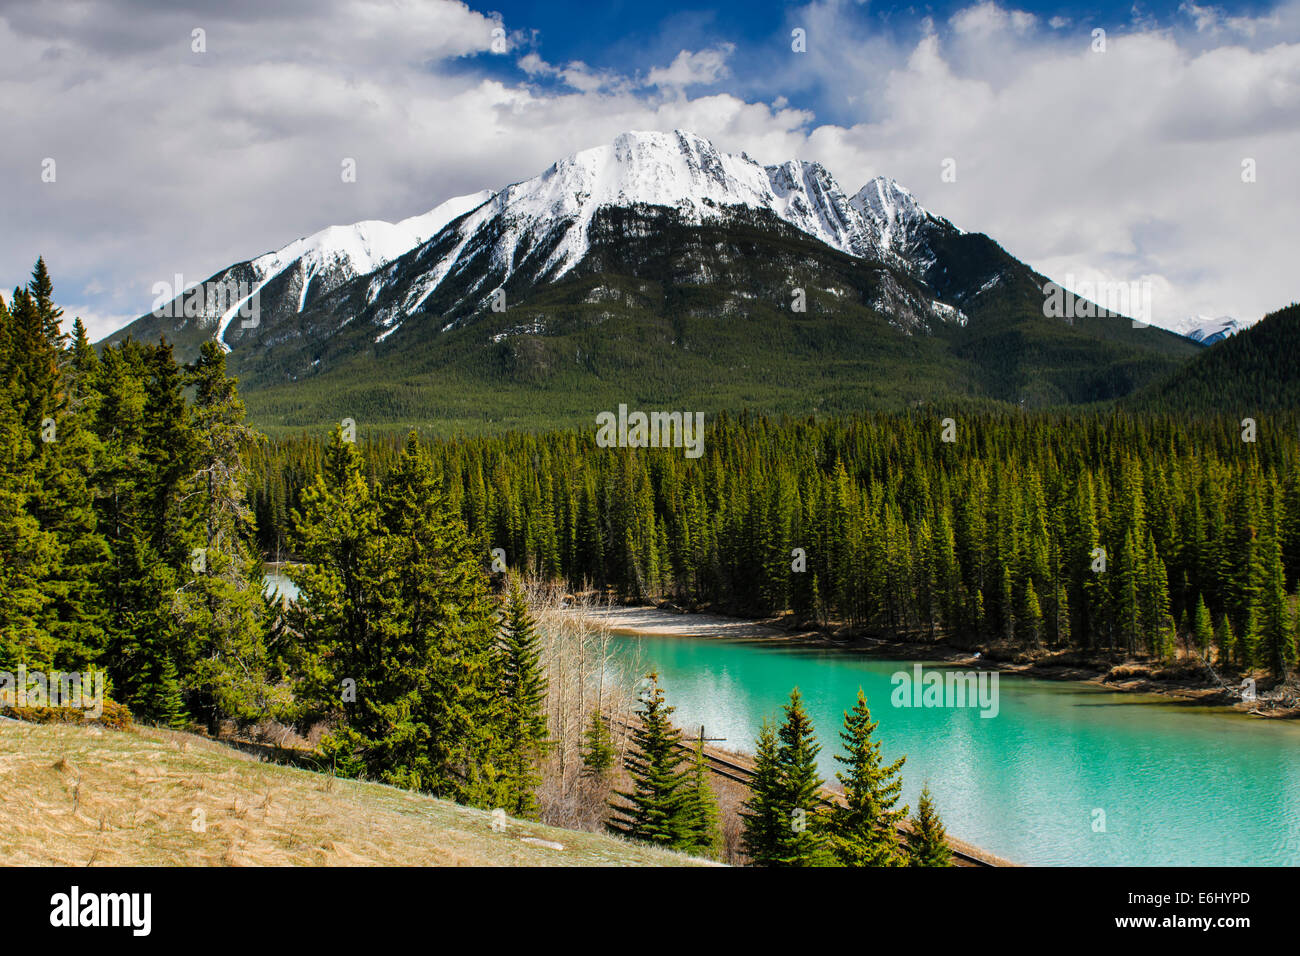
605;630;1300;866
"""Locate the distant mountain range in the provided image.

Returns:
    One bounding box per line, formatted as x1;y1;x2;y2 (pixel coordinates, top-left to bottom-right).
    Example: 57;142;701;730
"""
107;129;1205;431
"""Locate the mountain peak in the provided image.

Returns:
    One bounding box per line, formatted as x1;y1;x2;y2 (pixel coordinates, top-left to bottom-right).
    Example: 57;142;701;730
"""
849;177;936;259
1180;315;1243;345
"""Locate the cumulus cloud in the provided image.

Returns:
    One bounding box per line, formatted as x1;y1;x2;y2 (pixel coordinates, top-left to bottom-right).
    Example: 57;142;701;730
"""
770;0;1300;328
646;44;736;89
2;0;1298;337
1179;2;1282;37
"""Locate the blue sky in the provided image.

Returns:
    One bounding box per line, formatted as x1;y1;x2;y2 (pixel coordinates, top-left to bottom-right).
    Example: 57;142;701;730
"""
2;0;1297;336
468;0;1282;124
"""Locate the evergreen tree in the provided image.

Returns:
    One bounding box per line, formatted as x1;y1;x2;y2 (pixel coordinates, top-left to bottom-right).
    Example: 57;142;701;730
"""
496;576;550;817
827;689;908;866
297;431;504;803
0;289;53;669
175;342;275;730
291;426;385;778
739;721;785;865
1216;613;1237;669
768;688;830;866
1192;595;1214;657
581;709;615;775
607;673;695;850
682;736;725;860
908;785;953;867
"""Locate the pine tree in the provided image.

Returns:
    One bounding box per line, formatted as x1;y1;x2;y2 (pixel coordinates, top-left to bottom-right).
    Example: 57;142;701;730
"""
607;672;695;850
291;426;386;777
908;785;952;866
24;295;107;669
682;737;725;860
739;721;785;865
769;688;829;866
497;576;550;817
1021;579;1043;648
1259;526;1294;676
0;289;53;669
1192;595;1214;657
581;709;615;775
827;689;908;866
1216;612;1237;669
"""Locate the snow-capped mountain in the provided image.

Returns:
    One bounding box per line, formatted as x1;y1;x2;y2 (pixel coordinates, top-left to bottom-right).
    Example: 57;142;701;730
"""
1180;315;1244;346
108;128;1200;422
851;177;942;270
358;130;950;338
116;129;963;353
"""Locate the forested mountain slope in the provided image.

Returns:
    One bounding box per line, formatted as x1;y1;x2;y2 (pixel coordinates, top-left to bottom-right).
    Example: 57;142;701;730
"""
1129;303;1300;414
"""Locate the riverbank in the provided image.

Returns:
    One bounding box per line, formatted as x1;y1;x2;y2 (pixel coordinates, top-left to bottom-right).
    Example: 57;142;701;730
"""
590;604;1300;720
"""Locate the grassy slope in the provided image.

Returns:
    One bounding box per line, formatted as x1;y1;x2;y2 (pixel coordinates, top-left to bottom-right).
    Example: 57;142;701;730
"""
0;720;707;867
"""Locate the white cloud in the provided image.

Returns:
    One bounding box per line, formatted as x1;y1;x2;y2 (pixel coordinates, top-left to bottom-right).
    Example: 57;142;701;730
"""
1179;2;1282;37
62;305;136;342
769;1;1300;328
646;44;735;89
1;0;1297;339
950;2;1038;36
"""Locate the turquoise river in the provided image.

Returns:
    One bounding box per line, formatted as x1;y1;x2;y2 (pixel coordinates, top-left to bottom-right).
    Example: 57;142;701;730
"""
605;629;1300;866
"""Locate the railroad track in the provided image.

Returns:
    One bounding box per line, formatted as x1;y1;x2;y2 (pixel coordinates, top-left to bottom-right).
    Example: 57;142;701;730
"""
612;717;1003;867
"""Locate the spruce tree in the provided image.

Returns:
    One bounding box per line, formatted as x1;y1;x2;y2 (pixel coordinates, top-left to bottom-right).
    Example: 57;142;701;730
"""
739;721;785;865
607;672;694;850
908;785;953;867
1192;595;1214;657
828;689;908;866
176;342;275;731
581;709;615;775
0;290;53;669
770;687;829;866
1216;612;1237;670
682;736;724;860
380;434;503;805
497;576;550;817
291;426;386;777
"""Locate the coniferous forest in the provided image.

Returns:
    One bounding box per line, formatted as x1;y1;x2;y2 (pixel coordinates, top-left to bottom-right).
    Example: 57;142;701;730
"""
5;261;1300;868
248;397;1300;677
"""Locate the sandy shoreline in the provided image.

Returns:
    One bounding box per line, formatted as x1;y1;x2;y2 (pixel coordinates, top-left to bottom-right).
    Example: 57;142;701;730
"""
593;606;795;640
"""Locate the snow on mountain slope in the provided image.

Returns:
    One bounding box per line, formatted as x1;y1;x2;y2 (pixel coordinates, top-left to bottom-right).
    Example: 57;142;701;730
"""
850;177;945;269
211;189;494;345
367;129;953;330
1180;315;1244;345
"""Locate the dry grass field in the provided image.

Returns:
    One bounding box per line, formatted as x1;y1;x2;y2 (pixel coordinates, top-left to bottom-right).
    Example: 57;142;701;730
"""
0;718;710;867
